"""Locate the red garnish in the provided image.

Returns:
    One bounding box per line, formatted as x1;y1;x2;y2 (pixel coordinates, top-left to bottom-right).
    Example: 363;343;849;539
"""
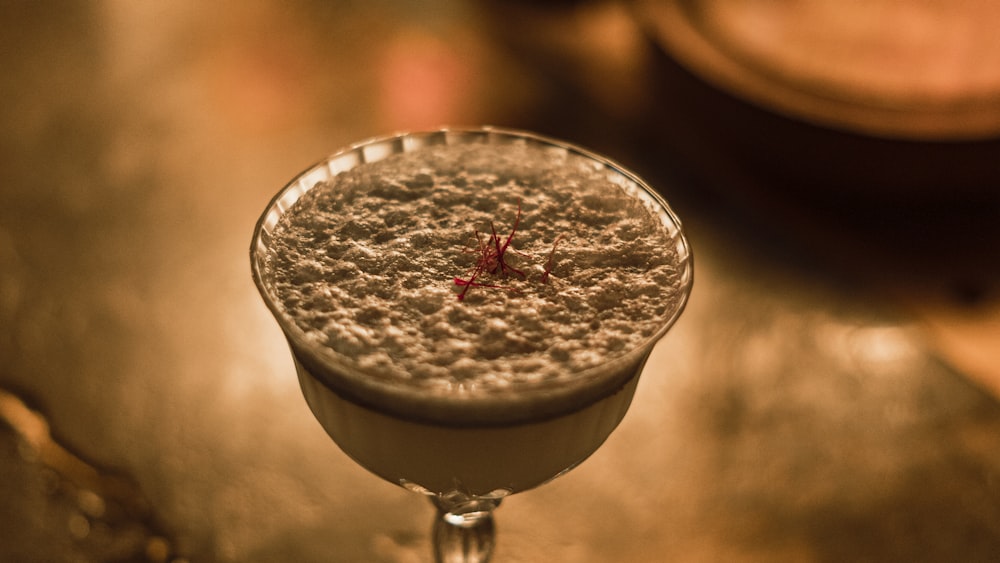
540;234;564;284
454;199;562;301
489;200;526;280
455;200;525;301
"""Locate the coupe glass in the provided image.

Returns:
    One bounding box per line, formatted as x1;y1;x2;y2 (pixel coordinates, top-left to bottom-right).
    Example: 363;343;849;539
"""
250;128;693;562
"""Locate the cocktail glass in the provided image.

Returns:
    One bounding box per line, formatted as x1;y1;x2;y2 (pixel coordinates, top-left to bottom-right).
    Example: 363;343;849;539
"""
250;128;693;562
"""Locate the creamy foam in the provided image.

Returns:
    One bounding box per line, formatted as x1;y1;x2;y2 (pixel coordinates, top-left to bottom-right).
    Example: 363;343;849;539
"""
256;131;690;423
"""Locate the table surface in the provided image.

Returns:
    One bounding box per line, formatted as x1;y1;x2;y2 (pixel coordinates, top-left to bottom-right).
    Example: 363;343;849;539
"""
2;2;998;562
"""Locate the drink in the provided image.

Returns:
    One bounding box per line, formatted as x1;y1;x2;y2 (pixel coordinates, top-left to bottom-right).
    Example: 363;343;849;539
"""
251;128;692;499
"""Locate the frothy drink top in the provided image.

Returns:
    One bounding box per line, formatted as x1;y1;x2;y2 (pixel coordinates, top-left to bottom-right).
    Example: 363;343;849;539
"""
257;131;690;423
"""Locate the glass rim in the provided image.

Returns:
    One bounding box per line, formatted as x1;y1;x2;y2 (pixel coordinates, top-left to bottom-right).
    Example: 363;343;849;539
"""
250;126;694;426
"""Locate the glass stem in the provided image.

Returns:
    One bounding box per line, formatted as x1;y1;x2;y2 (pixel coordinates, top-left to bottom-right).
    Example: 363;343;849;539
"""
431;496;500;563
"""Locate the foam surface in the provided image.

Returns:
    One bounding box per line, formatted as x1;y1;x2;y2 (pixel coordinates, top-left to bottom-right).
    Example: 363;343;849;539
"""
264;140;685;398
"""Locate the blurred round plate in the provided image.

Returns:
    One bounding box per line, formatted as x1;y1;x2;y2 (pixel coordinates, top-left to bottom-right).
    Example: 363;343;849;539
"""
634;0;1000;140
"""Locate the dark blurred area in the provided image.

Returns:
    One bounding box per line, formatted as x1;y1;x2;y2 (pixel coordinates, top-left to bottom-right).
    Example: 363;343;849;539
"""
1;1;998;561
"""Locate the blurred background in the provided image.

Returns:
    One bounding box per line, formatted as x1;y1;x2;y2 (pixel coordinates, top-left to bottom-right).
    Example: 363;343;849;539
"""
1;1;999;561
